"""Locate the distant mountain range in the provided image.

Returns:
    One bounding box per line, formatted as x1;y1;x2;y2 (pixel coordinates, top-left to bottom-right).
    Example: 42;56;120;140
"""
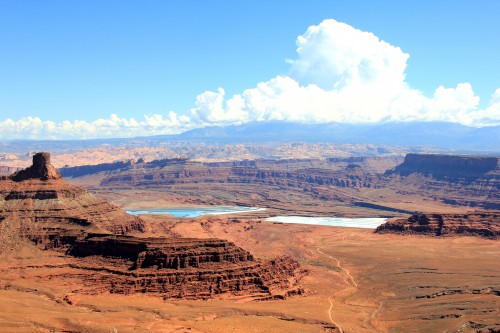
174;121;498;148
1;121;499;153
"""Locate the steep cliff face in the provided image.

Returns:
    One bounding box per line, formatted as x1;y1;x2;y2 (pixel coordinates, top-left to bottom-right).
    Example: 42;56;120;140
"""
0;153;145;235
97;158;380;191
389;154;499;179
60;160;134;178
65;234;306;298
375;212;499;239
0;152;306;299
80;253;305;299
60;157;191;178
385;154;500;210
68;236;255;269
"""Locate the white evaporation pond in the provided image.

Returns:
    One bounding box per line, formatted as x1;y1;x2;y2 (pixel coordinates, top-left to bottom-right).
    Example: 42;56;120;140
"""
265;216;387;229
127;206;265;218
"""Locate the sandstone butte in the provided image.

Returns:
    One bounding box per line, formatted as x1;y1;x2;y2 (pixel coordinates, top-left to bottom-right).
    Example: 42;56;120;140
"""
0;152;306;299
375;212;500;239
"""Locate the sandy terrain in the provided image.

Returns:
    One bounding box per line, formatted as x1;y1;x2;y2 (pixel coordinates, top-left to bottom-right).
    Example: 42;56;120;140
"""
1;215;498;332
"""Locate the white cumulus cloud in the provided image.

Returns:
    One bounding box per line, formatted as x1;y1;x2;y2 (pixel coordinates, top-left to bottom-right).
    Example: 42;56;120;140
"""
289;19;408;90
1;19;499;140
190;19;499;128
0;113;192;140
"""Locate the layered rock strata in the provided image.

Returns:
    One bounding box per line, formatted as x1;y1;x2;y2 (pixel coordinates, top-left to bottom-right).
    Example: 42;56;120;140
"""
67;234;304;298
91;158;381;191
73;154;500;210
0;153;144;235
385;154;500;210
0;152;306;299
75;236;252;266
388;153;499;179
375;212;500;239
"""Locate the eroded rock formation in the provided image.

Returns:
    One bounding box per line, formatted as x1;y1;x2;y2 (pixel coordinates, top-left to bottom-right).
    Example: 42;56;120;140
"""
9;151;61;181
375;212;500;239
59;153;500;211
80;157;382;192
0;152;306;299
66;234;304;298
385;154;500;210
60;159;135;178
388;153;499;179
0;153;144;235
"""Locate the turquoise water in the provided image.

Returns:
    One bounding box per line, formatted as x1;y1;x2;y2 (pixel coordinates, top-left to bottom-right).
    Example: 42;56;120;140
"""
127;206;264;218
265;216;387;229
127;207;387;228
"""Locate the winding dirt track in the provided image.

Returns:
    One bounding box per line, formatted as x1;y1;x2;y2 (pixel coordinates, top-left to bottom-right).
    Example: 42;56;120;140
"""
316;239;388;333
316;245;360;333
317;246;358;288
326;296;343;333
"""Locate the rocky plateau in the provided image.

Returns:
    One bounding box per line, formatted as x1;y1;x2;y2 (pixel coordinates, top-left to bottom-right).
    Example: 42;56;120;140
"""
0;151;498;333
0;153;306;300
376;212;500;239
58;152;500;213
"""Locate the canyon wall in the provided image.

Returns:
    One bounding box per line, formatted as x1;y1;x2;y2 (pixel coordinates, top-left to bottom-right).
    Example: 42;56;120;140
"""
385;154;500;210
389;153;499;179
59;153;500;210
97;159;380;191
0;152;306;299
66;234;306;298
375;212;500;239
1;154;144;235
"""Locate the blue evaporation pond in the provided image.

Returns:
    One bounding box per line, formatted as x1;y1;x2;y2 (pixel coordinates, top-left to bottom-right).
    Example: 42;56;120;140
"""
265;216;387;229
127;206;264;218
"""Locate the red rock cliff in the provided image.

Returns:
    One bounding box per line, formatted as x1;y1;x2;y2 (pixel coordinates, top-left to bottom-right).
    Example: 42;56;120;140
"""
389;153;499;179
0;152;306;299
0;152;145;235
375;212;499;239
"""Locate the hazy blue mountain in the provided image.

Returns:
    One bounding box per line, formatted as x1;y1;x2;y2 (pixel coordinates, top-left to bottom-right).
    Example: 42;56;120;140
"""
175;121;499;151
1;121;498;153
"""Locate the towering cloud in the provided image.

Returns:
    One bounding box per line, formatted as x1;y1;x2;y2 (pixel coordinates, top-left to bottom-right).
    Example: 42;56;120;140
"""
191;19;492;127
289;19;408;90
1;19;499;139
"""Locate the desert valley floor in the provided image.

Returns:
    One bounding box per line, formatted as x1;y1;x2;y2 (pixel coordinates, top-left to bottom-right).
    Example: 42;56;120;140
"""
1;214;499;333
0;149;498;333
2;3;500;331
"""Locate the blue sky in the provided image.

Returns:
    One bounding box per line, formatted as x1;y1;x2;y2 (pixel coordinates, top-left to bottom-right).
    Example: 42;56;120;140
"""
0;1;499;139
